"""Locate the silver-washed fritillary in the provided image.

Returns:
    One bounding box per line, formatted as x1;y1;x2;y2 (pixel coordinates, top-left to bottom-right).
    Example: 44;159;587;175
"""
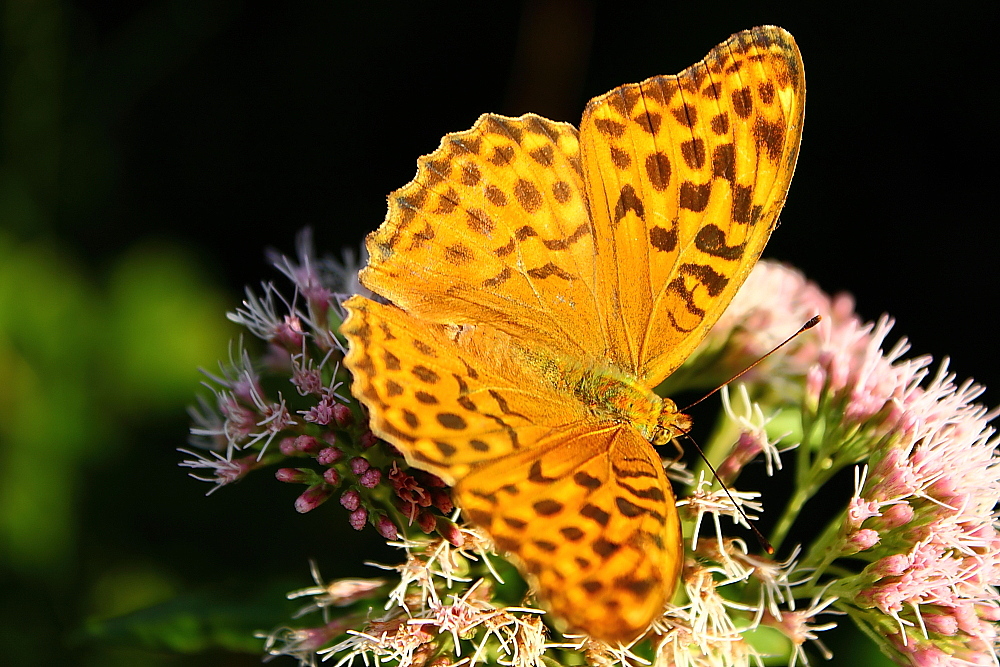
341;26;805;643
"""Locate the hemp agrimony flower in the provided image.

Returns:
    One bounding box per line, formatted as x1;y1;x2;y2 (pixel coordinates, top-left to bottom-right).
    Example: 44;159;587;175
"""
185;234;1000;666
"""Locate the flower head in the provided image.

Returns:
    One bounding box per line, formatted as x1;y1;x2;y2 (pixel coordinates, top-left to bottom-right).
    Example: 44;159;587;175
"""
188;249;1000;666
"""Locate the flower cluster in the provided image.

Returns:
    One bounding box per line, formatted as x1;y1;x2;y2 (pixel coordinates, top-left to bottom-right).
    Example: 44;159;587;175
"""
181;231;458;546
694;262;1000;665
185;234;1000;667
262;530;551;667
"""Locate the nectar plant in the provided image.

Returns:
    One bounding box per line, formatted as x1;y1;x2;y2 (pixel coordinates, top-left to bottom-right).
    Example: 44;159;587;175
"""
184;232;999;667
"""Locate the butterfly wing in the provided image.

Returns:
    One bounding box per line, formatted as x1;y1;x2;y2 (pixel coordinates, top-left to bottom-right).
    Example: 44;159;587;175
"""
342;297;682;643
359;113;609;364
456;421;681;643
579;25;805;385
341;295;587;482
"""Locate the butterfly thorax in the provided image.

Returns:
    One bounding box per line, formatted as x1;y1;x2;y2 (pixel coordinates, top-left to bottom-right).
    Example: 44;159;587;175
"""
560;360;691;446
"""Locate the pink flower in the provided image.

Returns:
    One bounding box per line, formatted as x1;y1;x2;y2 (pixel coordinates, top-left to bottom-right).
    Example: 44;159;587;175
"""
844;528;880;553
348;508;367;531
389;462;431;517
290;357;324;396
359;468;382;488
178;449;262;494
842;360;1000;654
295;484;333;513
707;261;999;663
709;261;833;382
267;229;336;323
340;490;360;512
317;445;342;465
302;393;338;424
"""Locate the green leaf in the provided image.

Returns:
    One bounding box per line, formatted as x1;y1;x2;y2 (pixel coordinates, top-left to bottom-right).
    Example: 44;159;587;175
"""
79;584;299;654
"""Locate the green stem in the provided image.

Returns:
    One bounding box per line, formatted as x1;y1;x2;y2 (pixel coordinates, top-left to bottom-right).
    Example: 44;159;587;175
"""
772;407;822;550
801;515;849;587
690;408;742;491
769;484;811;551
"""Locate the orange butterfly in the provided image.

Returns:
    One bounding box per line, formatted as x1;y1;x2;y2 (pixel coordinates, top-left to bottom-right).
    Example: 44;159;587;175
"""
341;26;804;642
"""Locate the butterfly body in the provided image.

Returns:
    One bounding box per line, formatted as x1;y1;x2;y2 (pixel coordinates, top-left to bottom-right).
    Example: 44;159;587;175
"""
560;357;689;445
342;26;804;642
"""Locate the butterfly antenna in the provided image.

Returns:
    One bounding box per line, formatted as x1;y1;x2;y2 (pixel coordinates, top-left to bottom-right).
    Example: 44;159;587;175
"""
673;315;822;555
678;427;774;554
681;315;821;413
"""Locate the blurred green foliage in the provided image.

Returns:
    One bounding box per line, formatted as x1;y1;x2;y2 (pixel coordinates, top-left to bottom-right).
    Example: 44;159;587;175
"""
0;0;267;663
0;227;244;663
0;236;234;569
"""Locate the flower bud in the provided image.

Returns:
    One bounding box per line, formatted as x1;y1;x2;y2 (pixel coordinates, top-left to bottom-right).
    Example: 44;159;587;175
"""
866;554;910;578
716;432;761;485
281;620;351;653
279;436;300;456
417;510;437;534
317;446;343;465
350;457;370;475
977;602;1000;622
874;502;913;530
805;365;825;409
922;614;959;636
436;516;464;547
431;489;453;514
276;468;311;484
375;515;399;540
360;431;379;448
295;484;333;513
323;468;341;486
295;435;322;454
273;315;305;350
340;490;361;512
359;468;382;488
842;528;880;554
349;507;368;531
333;403;354;427
415;471;447;488
398;499;419;522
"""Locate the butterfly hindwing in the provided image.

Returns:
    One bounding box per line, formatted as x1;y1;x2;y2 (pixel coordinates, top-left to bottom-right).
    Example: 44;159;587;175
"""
455;422;681;643
341;295;586;482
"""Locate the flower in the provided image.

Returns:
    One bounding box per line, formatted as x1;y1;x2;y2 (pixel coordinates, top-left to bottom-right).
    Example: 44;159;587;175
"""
177;448;265;494
828;361;1000;660
187;245;1000;667
715;383;793;484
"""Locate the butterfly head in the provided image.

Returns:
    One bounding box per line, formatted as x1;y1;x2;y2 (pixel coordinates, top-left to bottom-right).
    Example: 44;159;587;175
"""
652;398;693;446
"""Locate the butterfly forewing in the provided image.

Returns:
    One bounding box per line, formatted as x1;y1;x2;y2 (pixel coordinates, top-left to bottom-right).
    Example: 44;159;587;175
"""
580;25;804;385
359;114;609;363
341;296;587;483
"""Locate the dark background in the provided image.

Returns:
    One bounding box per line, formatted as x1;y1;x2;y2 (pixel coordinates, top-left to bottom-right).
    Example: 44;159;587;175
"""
1;1;994;665
62;0;999;398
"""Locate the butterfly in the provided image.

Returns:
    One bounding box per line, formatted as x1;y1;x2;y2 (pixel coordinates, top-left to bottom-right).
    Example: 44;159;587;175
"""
340;26;804;643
